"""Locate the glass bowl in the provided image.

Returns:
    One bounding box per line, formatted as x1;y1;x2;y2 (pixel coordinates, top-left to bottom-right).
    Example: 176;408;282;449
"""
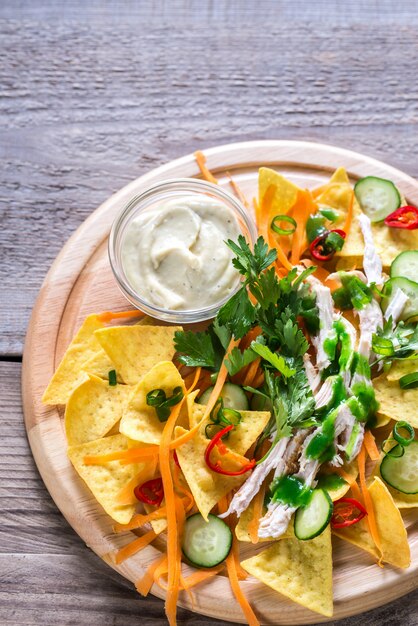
108;178;258;324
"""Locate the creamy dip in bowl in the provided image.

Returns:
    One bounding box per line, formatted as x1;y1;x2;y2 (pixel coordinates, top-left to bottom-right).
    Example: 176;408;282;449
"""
109;178;258;323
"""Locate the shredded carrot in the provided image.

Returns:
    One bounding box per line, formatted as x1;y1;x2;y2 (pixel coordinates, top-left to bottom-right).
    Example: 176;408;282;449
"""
153;555;169;590
290;189;315;265
251;371;265;389
181;564;224;590
115;458;158;505
170;337;240;450
242;357;261;388
358;443;383;564
239;326;262;351
343;189;354;235
227;171;249;208
114;529;158;565
335;466;362;501
194;151;218;184
136;554;167;596
84;446;159;466
173;462;195;512
363;430;380;462
218;497;259;625
114;507;167;533
248;484;266;544
97;309;145;323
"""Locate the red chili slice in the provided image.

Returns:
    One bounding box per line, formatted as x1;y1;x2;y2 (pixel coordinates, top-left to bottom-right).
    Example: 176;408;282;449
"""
310;229;346;262
331;497;367;529
134;477;164;507
384;206;418;230
204;424;256;476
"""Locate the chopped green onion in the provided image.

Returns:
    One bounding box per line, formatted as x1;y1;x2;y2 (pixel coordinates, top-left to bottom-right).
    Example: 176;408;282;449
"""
326;231;345;251
208;398;241;436
372;335;394;356
319;208;339;222
146;386;184;422
393;421;415;446
382;439;405;458
221;407;242;425
399;372;418;389
205;422;230;440
108;369;117;386
271;214;297;236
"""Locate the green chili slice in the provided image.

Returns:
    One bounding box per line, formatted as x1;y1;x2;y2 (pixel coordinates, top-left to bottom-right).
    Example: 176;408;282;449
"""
372;335;394;356
382;439;405;458
399;372;418;389
271;214;297;236
146;386;184;422
393;421;415;447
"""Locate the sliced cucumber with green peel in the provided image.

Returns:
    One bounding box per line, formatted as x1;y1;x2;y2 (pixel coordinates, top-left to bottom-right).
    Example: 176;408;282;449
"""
354;176;401;222
391;250;418;283
380;441;418;494
294;489;333;540
382;276;418;321
198;382;249;410
181;513;232;568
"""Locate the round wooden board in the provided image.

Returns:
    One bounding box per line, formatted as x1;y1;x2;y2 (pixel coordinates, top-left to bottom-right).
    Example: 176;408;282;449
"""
23;141;418;624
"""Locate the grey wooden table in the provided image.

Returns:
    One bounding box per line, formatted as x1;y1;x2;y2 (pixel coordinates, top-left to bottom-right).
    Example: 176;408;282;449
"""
1;1;418;624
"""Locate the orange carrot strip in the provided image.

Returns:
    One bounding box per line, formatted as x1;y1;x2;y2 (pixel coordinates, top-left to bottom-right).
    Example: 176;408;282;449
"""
242;357;261;388
290;189;315;265
136;554;167;596
114;530;157;565
153;556;169;590
97;309;145;323
114;507;167;533
218;497;259;625
363;430;380;462
194;151;218;184
173;462;195;512
169;338;240;450
358;444;383;564
84;446;159;466
335;467;362;501
227;171;249;208
248;484;265;544
343;190;354;235
252;371;265;389
181;564;224;590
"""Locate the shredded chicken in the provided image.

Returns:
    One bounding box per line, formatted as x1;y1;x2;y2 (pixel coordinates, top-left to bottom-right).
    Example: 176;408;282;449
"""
384;287;409;325
356;299;383;361
307;276;335;371
303;353;321;394
358;213;383;285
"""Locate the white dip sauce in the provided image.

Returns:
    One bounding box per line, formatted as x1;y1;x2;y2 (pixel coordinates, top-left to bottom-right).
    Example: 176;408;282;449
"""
121;195;242;310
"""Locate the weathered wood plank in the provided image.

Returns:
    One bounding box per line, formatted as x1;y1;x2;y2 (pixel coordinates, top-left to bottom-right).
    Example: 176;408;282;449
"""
1;13;418;354
1;362;418;624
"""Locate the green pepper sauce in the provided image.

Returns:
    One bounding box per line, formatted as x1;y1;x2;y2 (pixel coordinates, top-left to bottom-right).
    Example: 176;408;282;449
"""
269;475;313;507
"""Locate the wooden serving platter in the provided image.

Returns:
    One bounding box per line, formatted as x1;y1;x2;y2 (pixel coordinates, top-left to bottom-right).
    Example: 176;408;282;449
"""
22;141;418;624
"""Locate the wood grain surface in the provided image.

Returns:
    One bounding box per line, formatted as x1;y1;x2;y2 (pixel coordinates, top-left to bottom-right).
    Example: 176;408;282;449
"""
1;1;418;624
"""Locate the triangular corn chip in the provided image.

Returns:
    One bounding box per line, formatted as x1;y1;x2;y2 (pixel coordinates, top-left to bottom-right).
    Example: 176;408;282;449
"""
65;374;134;446
386;358;418;382
42;314;105;405
241;526;333;617
67;433;140;524
317;462;358;502
175;404;269;520
119;361;186;444
81;348;124;383
372;452;418;509
258;167;300;222
333;477;410;568
235;498;294;543
373;374;418;428
94;325;181;385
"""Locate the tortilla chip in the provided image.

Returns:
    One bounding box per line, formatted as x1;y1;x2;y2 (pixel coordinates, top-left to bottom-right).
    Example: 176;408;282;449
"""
68;433;139;524
258;167;300;221
81;348;124;383
333;477;410;568
386;359;418;382
42;314;105;405
175;405;270;520
235;499;294;543
119;361;186;444
241;526;333;617
94;325;182;385
373;374;418;428
317;462;358;502
372;452;418;508
65;374;134;446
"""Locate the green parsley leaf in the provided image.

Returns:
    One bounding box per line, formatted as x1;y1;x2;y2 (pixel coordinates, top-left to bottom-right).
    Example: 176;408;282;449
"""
225;346;259;376
332;273;373;310
174;330;217;368
217;286;257;339
250;341;296;378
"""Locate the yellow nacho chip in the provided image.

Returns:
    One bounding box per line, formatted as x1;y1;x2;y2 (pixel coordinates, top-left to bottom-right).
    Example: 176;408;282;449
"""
386;358;418;382
373;374;418;428
119;361;186;444
65;374;134;446
372;451;418;508
81;348;124;383
333;477;410;568
67;433;140;524
94;325;182;385
318;462;359;502
258;167;300;220
175;404;270;520
235;499;294;543
42;314;106;405
241;526;333;617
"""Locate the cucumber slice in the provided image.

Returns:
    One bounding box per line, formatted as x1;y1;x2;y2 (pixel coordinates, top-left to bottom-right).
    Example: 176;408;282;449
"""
181;513;232;568
198;382;249;410
354;176;401;223
382;276;418;321
294;489;333;540
380;441;418;494
391;250;418;283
